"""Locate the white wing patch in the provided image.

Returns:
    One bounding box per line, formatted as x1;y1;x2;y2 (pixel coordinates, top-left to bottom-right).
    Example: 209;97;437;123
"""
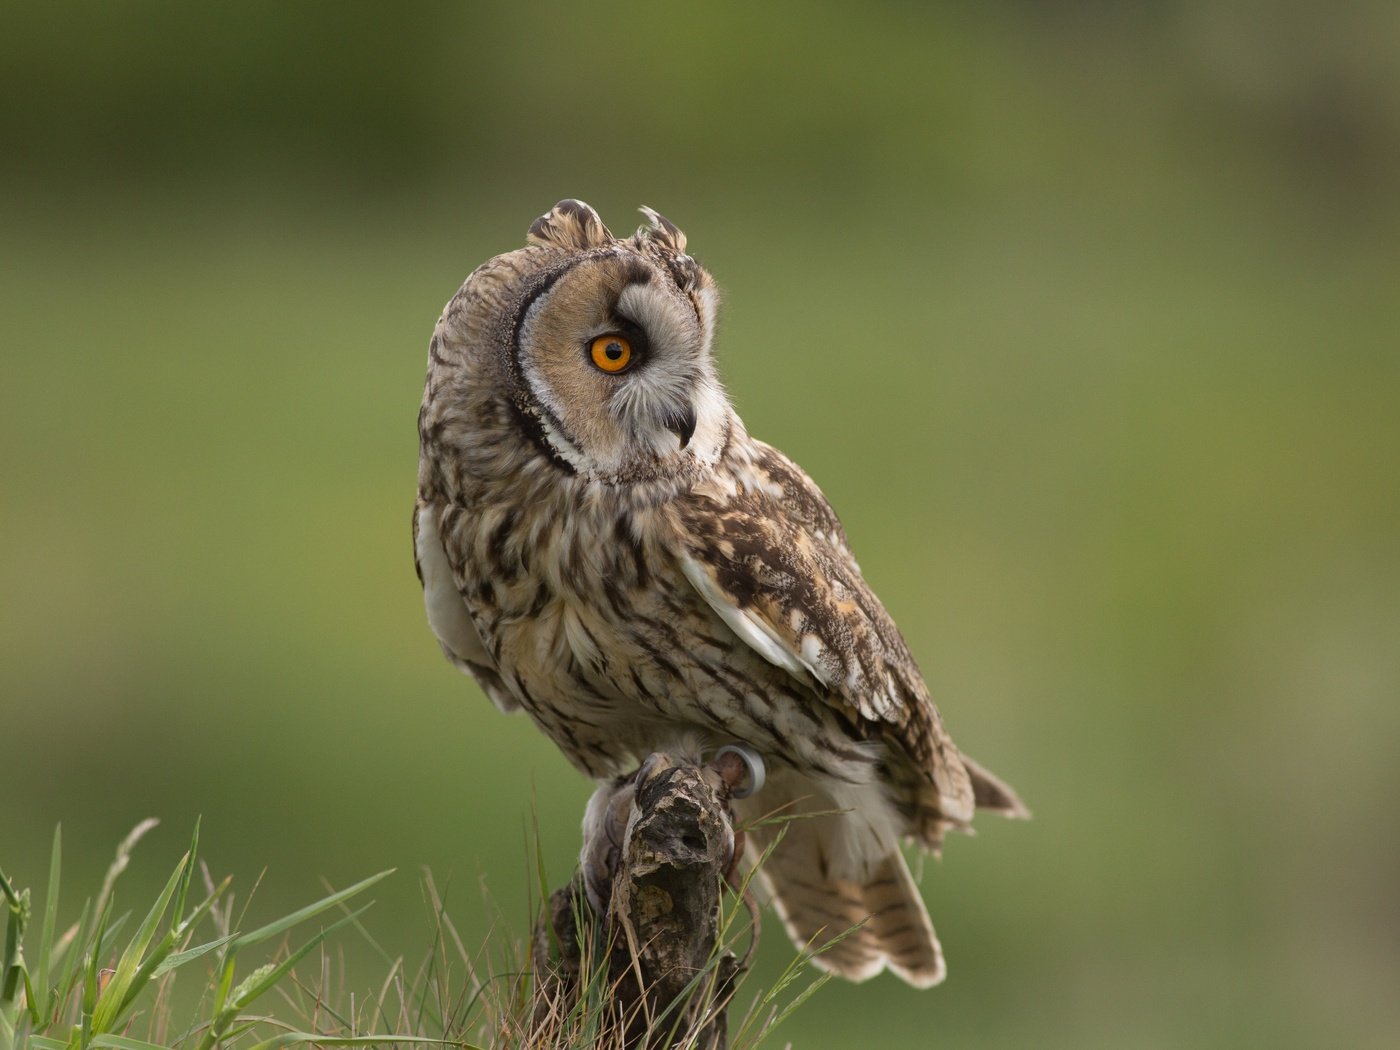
679;553;824;688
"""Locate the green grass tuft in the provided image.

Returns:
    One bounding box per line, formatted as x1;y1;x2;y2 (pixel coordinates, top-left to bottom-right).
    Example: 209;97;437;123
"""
2;823;826;1050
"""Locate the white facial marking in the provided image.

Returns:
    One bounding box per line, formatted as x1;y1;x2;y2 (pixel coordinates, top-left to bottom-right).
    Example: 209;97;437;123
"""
516;287;568;417
539;413;592;473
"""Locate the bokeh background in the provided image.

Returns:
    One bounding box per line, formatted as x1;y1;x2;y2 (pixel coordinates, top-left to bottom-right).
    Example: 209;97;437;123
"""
3;3;1398;1047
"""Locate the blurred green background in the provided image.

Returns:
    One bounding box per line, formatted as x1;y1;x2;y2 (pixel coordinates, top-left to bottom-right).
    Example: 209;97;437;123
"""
3;2;1398;1046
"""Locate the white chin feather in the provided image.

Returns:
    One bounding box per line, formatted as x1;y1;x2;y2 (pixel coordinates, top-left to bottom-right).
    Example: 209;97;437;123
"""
647;428;685;458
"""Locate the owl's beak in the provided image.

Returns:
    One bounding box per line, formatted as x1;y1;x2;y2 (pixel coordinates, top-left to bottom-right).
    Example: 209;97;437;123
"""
664;404;697;450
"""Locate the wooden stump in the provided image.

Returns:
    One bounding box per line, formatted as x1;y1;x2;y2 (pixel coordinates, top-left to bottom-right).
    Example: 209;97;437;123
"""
531;753;748;1049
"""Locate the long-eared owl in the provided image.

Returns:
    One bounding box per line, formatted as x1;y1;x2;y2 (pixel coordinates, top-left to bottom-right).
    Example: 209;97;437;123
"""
414;199;1026;987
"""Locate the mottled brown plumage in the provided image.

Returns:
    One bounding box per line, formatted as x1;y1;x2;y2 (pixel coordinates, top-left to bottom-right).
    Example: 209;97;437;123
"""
414;200;1026;987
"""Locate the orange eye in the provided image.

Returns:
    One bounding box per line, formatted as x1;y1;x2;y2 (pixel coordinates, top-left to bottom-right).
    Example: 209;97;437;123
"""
589;334;633;373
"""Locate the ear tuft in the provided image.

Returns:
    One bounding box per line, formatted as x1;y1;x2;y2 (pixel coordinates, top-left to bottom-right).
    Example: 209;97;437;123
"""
527;199;613;250
636;206;687;254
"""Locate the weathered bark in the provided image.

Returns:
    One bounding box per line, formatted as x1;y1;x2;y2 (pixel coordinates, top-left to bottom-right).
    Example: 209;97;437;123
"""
531;753;749;1049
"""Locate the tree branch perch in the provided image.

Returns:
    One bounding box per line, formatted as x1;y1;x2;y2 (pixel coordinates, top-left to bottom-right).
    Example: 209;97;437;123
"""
530;752;751;1049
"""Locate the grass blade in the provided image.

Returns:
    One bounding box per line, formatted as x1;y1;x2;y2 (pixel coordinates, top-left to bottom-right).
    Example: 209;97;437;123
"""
91;851;188;1031
51;895;92;1024
150;934;235;979
94;820;159;926
81;896;112;1046
91;1035;173;1050
0;866;19;909
231;871;393;951
33;825;62;1015
170;819;200;935
231;904;373;1011
243;1034;468;1050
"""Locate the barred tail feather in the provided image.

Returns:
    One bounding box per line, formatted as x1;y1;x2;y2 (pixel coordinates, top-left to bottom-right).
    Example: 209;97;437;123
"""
862;851;945;987
740;777;945;988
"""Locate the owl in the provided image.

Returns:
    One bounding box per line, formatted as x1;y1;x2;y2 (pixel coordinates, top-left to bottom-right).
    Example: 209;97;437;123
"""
414;200;1026;988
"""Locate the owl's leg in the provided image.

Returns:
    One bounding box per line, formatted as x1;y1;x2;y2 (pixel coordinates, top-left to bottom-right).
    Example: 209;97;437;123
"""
712;743;766;799
579;773;637;915
709;743;766;890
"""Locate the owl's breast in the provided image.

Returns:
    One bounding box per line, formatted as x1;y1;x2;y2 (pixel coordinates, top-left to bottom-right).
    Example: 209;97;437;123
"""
440;491;694;770
441;483;862;781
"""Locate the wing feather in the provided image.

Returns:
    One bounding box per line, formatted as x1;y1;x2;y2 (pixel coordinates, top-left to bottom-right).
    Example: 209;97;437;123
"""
678;553;820;684
414;499;521;714
672;441;974;823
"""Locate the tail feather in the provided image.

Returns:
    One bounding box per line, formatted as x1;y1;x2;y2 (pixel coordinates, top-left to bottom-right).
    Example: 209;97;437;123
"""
861;851;945;987
736;756;1024;988
763;864;888;982
962;753;1031;819
914;752;1029;850
739;775;945;988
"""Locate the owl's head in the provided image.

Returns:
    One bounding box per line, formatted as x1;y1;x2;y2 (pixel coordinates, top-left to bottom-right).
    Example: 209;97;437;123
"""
428;200;728;484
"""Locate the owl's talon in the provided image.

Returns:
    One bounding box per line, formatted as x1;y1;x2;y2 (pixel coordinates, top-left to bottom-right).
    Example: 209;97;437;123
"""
714;744;766;799
635;752;666;786
724;826;747;891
